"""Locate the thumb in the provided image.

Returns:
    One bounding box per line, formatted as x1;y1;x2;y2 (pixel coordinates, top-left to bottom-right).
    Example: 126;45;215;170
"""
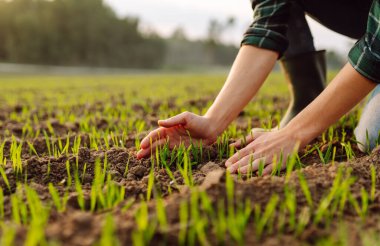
158;112;191;128
229;129;267;148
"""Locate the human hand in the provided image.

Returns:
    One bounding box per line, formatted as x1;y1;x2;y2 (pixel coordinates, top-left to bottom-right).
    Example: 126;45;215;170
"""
225;129;304;175
137;112;217;158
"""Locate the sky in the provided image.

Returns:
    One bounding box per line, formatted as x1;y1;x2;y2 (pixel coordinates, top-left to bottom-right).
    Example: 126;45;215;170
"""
104;0;356;56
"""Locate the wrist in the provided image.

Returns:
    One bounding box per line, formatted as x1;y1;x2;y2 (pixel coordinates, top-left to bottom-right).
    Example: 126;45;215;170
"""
282;122;316;147
203;112;227;137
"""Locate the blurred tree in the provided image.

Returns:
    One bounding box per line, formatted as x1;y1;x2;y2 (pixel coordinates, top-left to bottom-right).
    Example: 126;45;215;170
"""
205;17;237;64
0;0;166;68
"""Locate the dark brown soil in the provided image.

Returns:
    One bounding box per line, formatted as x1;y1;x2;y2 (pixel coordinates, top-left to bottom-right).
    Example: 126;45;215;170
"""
0;96;377;246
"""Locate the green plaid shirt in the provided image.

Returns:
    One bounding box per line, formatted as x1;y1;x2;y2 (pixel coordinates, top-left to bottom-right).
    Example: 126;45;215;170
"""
242;0;380;83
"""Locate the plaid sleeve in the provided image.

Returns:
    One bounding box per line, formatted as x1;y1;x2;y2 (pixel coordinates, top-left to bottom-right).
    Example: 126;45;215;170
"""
241;0;291;58
348;0;380;83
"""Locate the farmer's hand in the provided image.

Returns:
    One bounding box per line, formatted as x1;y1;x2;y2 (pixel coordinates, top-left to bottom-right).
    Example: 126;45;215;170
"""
225;129;303;175
137;112;217;159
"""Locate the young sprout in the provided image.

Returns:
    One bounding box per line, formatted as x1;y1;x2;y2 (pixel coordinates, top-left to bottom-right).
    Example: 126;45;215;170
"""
179;200;189;246
0;165;11;191
74;174;85;210
146;168;155;201
65;160;72;187
285;149;300;182
227;198;252;245
156;196;168;233
62;135;70;155
0;141;5;165
99;214;119;246
0;188;3;219
254;194;279;238
132;201;157;246
48;183;66;212
24;185;50;246
348;188;369;220
43;130;52;156
123;154;132;177
258;160;265;177
0;223;17;246
178;151;193;187
284;186;297;230
297;171;313;208
295;207;311;236
213;199;227;243
27;141;39;158
81;163;87;184
370;164;376;202
331;146;337;165
10;136;23;176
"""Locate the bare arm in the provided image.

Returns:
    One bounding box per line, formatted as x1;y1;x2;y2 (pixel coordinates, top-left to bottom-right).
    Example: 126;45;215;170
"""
226;63;376;174
287;63;376;145
138;45;277;158
205;45;278;136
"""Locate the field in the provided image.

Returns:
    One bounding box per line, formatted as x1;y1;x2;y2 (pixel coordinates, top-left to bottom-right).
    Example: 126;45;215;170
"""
0;72;379;246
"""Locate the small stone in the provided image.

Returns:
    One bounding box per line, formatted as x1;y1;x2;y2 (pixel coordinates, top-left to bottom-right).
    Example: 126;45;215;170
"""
129;166;146;178
200;162;222;174
126;173;137;181
200;169;225;190
141;175;150;184
372;145;380;155
73;212;93;227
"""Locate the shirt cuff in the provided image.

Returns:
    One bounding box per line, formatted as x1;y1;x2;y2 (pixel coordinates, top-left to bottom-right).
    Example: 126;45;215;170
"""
241;28;288;59
348;37;380;84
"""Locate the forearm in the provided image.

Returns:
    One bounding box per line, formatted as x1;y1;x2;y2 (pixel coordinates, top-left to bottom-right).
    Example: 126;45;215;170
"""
205;45;278;135
286;63;376;145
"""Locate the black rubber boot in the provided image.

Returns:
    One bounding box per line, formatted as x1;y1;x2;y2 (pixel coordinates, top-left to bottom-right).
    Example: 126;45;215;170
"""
279;50;326;128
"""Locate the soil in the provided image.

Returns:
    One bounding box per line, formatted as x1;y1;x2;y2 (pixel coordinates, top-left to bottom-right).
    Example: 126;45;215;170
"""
0;96;378;246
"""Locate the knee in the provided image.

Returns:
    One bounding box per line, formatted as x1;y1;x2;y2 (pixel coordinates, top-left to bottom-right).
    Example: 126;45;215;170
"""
355;87;380;152
354;127;378;153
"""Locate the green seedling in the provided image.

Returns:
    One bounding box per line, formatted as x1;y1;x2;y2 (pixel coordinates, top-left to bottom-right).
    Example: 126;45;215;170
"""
0;188;3;219
65;160;72;187
146;168;155;201
132;201;157;246
48;183;67;212
74;174;85;210
349;188;369;220
156;196;168;233
0;165;11;191
179;200;189;246
98;214;119;246
295;207;311;236
284;186;297;230
0;223;17;246
370;164;376;202
297;171;313;207
0;141;5;165
254;194;279;238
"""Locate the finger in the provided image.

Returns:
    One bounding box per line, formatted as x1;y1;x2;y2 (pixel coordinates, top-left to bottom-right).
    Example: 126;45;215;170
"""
262;164;274;176
227;154;256;173
137;139;167;159
229;130;266;148
229;135;254;148
225;144;256;167
140;128;167;149
158;112;191;128
237;157;268;174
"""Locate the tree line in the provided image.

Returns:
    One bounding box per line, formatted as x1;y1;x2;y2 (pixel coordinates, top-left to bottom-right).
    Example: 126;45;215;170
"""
0;0;239;69
0;0;167;68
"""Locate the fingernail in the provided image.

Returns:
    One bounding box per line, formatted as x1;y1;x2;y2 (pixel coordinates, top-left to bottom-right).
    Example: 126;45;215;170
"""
225;161;230;167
